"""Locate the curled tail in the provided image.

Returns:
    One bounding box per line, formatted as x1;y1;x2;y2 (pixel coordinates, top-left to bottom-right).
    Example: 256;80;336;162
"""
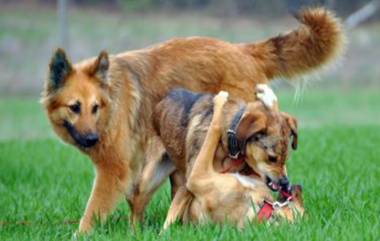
244;8;346;80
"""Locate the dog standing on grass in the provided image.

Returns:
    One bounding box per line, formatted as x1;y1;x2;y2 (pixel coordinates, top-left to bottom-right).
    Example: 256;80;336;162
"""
41;8;344;233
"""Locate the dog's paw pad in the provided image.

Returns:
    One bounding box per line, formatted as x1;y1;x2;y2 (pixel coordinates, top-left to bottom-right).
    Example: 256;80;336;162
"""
255;84;277;108
214;91;229;106
217;91;229;99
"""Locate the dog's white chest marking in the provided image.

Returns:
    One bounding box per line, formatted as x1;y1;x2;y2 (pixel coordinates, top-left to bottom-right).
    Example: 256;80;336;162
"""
231;173;259;189
256;84;278;108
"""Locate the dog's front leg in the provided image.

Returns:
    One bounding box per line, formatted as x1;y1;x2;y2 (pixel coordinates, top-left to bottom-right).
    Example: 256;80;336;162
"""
187;91;228;191
78;162;129;233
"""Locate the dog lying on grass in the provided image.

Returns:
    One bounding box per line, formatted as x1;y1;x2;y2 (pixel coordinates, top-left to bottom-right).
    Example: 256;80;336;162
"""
148;85;304;228
42;8;342;233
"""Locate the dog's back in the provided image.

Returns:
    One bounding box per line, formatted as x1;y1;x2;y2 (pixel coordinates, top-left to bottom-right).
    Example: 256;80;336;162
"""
154;88;214;173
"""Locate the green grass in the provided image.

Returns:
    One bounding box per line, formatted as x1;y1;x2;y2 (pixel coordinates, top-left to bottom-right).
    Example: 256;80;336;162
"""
0;89;379;240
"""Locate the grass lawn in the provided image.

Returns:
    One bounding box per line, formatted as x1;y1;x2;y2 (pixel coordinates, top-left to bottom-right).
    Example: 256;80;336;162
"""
0;89;379;240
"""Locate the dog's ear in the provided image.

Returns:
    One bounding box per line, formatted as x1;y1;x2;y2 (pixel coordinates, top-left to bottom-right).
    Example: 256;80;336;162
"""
48;48;72;91
235;111;267;144
89;50;109;85
282;112;298;150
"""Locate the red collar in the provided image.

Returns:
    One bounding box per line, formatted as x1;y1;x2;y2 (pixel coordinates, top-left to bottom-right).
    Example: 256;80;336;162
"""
257;200;274;222
257;191;293;222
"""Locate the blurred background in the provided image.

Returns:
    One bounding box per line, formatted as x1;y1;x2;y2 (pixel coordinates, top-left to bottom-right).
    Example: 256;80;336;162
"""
0;0;379;139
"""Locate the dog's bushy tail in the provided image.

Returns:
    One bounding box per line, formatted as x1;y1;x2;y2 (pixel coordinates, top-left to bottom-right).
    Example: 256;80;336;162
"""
243;8;346;80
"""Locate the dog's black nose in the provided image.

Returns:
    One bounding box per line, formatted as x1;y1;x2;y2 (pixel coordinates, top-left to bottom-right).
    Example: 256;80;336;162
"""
279;176;290;191
83;133;99;147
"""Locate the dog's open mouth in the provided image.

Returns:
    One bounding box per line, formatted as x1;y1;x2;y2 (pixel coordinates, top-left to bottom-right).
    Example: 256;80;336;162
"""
238;164;281;191
265;176;280;191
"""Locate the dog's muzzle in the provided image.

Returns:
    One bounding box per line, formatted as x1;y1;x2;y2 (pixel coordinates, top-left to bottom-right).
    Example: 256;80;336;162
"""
279;176;291;193
63;120;99;148
266;175;290;192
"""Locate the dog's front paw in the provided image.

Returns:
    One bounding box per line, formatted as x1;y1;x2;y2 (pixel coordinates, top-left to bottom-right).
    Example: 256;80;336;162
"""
213;91;229;109
256;84;278;109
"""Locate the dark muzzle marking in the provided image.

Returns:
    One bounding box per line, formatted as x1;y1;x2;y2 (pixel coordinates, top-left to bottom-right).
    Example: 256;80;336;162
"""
63;120;98;148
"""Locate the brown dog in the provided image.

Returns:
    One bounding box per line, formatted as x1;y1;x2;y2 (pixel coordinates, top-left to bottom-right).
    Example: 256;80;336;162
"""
41;8;342;233
153;84;297;189
153;89;303;228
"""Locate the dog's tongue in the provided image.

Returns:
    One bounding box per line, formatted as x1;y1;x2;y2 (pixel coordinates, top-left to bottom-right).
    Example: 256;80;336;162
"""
268;181;279;191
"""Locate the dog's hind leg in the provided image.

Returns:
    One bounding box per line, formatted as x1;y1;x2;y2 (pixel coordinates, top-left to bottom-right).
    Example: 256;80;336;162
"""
169;170;186;200
128;152;175;226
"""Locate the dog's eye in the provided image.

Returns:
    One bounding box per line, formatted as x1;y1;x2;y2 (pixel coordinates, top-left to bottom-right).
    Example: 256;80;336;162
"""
268;155;277;163
92;104;99;114
69;103;81;114
252;134;263;142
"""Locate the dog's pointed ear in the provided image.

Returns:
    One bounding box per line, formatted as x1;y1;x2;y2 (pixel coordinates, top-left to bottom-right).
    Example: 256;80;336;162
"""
235;111;266;144
90;50;109;85
282;112;298;150
48;48;72;91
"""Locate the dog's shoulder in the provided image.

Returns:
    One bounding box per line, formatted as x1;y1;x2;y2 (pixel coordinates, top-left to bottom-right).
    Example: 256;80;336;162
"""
166;88;213;126
167;88;204;113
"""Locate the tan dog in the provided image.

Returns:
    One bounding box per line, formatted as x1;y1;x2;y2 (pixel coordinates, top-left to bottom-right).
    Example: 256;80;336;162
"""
41;8;342;233
156;90;303;228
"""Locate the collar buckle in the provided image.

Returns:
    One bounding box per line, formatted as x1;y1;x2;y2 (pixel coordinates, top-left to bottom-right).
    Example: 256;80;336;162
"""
270;194;293;209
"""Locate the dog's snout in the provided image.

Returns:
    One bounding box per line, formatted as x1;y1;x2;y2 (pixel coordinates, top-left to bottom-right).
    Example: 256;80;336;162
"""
278;176;289;186
63;121;99;148
83;133;99;147
279;176;289;185
279;176;290;191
